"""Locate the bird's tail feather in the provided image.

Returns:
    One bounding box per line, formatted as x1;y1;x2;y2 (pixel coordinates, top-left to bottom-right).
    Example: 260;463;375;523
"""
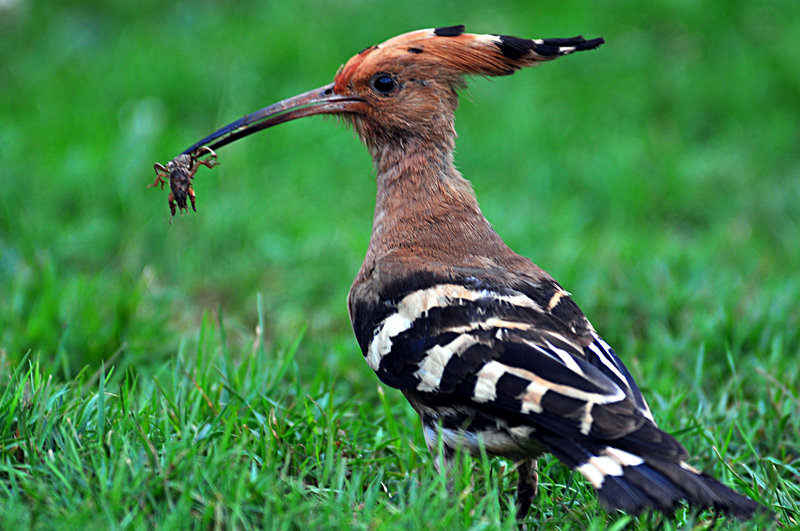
535;433;765;520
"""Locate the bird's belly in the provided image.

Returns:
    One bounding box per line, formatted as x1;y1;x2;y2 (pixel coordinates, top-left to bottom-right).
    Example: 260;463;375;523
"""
404;390;544;459
424;423;542;459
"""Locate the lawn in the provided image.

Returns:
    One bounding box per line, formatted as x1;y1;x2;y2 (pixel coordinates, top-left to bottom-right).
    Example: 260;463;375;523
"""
1;0;798;528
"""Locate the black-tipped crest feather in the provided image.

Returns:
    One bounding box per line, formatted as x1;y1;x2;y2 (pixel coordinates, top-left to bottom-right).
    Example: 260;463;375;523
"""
495;34;605;59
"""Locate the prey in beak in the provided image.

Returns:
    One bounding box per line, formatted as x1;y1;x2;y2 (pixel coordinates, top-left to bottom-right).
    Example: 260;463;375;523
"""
149;146;218;217
149;83;365;216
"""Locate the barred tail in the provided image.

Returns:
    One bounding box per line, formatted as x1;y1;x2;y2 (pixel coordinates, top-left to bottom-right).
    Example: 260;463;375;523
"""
537;434;765;520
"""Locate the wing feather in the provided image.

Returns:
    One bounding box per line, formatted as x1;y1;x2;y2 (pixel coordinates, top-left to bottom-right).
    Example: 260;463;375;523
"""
352;273;655;441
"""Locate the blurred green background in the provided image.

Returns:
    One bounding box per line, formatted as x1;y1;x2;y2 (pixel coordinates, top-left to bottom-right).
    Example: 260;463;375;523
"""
1;0;798;392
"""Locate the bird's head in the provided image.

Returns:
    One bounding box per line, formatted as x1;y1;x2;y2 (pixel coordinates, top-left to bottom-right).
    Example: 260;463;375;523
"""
182;26;603;158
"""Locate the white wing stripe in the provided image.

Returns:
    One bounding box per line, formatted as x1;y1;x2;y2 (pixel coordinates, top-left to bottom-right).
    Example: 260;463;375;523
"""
576;447;646;488
414;334;480;392
367;284;542;370
473;360;506;402
588;340;628;387
473;360;626;411
545;340;584;375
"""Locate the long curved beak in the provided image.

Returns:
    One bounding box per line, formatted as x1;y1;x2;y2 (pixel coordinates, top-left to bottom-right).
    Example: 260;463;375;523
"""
181;82;364;156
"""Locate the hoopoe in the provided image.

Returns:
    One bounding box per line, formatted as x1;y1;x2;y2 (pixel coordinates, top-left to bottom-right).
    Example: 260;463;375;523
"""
178;26;765;520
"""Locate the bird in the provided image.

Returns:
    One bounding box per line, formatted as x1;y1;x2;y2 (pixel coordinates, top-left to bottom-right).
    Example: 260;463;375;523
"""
177;25;766;521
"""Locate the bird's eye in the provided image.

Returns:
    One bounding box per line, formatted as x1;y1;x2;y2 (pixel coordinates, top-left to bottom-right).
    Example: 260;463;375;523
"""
371;74;397;95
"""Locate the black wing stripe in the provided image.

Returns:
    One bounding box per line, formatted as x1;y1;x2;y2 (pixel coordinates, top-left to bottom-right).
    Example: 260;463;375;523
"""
365;283;542;371
366;284;632;412
587;332;655;421
471;359;625;410
587;337;628;387
362;281;655;439
414;333;481;392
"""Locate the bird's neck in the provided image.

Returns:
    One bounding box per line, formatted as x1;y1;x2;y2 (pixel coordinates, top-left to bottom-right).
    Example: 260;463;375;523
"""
359;136;511;276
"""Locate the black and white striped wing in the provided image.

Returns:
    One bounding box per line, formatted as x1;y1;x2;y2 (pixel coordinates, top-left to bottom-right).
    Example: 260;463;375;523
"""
351;273;655;442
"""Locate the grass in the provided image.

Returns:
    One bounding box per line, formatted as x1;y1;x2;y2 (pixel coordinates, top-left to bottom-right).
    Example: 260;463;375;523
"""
1;0;799;528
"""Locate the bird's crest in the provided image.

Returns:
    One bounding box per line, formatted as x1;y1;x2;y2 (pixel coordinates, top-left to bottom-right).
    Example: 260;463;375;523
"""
334;25;603;92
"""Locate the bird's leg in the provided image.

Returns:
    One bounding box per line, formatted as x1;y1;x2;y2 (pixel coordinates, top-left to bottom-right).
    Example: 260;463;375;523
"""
515;458;538;521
